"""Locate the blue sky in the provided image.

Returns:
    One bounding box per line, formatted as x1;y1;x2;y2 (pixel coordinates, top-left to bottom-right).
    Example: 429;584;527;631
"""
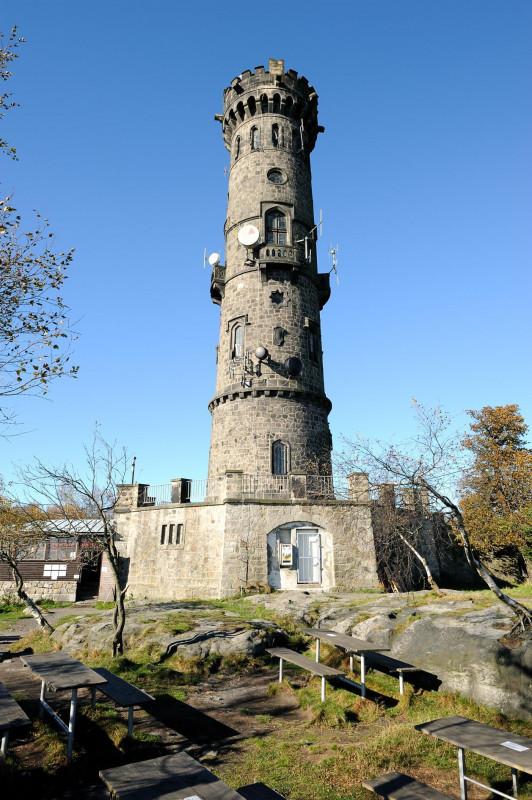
1;1;531;486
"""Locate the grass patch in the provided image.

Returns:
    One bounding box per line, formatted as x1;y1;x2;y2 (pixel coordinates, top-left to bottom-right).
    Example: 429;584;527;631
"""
94;601;115;610
9;629;59;654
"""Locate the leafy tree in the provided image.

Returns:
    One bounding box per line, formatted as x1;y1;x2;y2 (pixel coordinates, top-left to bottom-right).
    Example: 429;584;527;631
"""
0;27;77;426
460;405;532;561
340;403;532;636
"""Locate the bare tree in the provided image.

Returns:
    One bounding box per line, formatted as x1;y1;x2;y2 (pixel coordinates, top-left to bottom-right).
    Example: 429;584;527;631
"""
20;432;129;656
340;403;532;636
0;498;53;631
371;485;440;592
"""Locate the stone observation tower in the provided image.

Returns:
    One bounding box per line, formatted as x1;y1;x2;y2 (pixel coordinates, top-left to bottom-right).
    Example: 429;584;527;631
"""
114;59;380;599
208;58;333;489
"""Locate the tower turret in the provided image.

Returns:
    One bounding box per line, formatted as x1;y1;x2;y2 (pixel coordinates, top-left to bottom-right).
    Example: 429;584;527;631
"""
208;59;332;489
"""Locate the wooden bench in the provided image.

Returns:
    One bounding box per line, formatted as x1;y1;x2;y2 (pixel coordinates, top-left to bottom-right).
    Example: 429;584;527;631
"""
363;772;455;800
363;652;421;695
0;680;30;756
266;647;343;702
91;667;154;736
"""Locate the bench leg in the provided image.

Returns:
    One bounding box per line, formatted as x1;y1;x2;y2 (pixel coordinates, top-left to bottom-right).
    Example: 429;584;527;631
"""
39;679;46;719
349;654;354;673
67;688;78;762
1;731;8;757
279;658;283;683
360;654;366;698
321;676;326;703
512;768;518;798
399;672;404;696
128;706;134;737
458;747;468;800
315;638;320;663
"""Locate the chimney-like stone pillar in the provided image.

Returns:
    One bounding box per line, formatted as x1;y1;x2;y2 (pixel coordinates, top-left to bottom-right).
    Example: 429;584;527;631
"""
115;484;146;512
347;472;369;503
224;470;244;501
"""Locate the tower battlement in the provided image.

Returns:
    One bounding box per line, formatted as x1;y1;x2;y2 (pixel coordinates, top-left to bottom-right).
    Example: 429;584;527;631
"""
218;59;323;153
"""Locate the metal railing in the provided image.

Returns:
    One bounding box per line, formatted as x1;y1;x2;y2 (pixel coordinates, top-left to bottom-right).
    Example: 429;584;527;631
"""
241;474;291;499
139;483;172;506
138;474;338;506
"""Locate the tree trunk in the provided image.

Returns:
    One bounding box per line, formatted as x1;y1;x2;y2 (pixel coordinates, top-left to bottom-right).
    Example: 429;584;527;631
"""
396;530;439;591
10;561;53;633
106;538;126;657
420;481;532;633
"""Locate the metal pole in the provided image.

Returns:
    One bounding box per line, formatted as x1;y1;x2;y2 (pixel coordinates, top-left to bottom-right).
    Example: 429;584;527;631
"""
511;768;518;798
128;706;134;737
315;638;320;663
360;653;366;698
349;654;354;672
399;672;404;695
321;676;326;703
131;456;136;484
67;688;77;762
1;731;8;756
279;658;283;683
39;680;46;719
458;747;467;800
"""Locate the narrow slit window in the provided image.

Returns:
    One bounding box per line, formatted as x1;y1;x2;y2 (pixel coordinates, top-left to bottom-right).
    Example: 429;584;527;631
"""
251;126;260;150
234;135;240;160
272;440;289;475
272;123;279;147
168;524;174;545
160;525;166;545
176;524;183;545
232;324;244;359
265;210;287;245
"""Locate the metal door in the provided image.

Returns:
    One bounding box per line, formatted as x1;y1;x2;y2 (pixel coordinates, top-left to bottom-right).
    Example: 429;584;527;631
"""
297;530;321;583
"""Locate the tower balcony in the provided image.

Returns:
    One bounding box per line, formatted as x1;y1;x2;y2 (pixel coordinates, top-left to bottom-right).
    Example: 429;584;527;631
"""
210;264;226;305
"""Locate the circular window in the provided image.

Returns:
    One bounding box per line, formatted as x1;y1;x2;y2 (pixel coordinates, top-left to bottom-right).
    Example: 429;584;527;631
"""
267;168;286;184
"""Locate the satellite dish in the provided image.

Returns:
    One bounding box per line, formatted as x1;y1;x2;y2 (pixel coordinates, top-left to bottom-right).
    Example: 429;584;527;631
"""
238;224;260;247
208;252;221;267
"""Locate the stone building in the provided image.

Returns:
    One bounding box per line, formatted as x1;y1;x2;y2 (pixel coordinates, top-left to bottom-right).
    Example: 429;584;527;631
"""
114;60;381;599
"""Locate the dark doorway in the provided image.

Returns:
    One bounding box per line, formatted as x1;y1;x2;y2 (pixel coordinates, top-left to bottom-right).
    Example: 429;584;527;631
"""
76;553;102;600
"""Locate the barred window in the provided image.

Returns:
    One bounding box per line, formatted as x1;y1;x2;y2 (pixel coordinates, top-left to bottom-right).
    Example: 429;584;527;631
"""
272;440;289;475
232;324;244;359
266;210;287;245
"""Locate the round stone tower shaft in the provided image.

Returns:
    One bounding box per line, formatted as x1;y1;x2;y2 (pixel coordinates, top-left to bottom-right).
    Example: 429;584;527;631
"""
207;60;332;487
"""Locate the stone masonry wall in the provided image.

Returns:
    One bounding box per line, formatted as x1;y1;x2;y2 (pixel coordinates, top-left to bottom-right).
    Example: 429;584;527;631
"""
116;499;379;600
0;580;77;602
115;503;227;600
208;394;331;477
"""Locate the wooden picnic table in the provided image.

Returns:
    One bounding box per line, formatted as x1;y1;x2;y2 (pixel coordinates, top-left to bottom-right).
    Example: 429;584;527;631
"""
416;715;532;800
21;651;107;760
303;628;389;697
0;680;30;756
100;749;246;800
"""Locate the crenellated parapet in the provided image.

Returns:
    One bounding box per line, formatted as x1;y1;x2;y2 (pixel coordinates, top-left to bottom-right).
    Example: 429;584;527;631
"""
216;59;324;153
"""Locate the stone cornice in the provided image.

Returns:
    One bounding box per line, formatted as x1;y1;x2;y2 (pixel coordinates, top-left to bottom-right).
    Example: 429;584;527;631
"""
208;386;332;413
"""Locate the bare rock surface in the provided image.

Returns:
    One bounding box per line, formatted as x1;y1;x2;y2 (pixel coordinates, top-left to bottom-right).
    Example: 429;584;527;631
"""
46;588;532;718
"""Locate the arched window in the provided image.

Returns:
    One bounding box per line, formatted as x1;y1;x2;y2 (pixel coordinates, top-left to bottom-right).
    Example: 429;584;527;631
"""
248;96;256;116
236;101;245;121
260;94;268;114
234;136;240;160
272;123;279;147
272;440;289;475
266;209;287;245
231;324;244;359
250;126;260;150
